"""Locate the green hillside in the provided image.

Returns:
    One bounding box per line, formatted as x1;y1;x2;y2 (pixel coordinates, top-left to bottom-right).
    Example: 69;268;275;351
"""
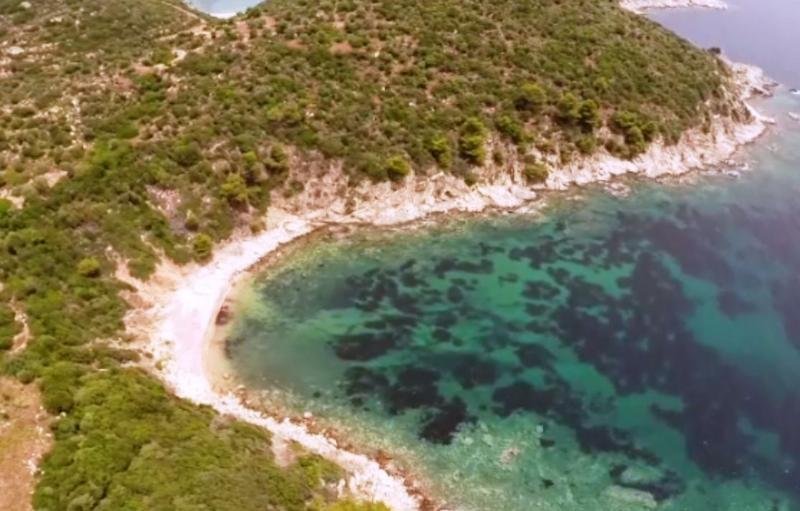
0;0;748;509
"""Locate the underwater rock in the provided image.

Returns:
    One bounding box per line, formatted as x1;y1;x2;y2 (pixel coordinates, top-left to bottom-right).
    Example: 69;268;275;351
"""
539;438;556;448
609;463;686;502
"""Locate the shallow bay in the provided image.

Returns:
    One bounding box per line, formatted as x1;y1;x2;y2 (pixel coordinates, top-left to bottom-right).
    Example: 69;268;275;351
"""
221;2;800;509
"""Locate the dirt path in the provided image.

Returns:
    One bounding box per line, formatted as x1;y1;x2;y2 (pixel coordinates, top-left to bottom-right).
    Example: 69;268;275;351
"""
0;378;52;511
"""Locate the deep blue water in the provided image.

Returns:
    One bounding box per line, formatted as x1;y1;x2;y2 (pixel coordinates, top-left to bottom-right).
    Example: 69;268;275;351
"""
649;0;800;86
222;2;800;509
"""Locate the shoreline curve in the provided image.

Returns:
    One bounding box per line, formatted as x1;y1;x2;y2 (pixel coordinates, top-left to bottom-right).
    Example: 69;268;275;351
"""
119;52;777;511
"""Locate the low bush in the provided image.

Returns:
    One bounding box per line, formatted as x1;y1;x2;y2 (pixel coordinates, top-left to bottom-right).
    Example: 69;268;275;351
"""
524;161;549;184
192;233;214;261
385;155;411;181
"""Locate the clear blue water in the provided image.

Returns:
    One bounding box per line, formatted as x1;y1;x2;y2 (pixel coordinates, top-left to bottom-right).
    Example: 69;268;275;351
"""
223;4;800;510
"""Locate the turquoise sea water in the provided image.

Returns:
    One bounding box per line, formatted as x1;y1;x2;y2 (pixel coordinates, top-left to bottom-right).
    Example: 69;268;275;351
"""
223;4;800;509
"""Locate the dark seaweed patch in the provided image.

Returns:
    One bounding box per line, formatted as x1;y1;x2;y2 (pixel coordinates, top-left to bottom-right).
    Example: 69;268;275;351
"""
382;314;418;331
645;218;733;284
508;242;559;267
434;311;458;329
492;381;559;416
522;281;560;301
772;277;800;348
343;366;390;397
432;328;452;343
447;285;465;303
515;344;555;369
386;367;443;413
453;356;498;389
391;292;420;314
499;273;519;284
334;332;398;361
546;266;571;286
419;398;473;444
433;257;493;278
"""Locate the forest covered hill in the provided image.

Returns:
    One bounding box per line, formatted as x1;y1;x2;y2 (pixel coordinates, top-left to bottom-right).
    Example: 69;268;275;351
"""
0;0;749;509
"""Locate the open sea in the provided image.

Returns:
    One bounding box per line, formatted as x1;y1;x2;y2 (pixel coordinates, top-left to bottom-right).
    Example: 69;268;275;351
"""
221;2;800;509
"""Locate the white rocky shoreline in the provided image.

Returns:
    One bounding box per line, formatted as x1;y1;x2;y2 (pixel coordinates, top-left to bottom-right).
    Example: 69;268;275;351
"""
620;0;728;13
118;30;778;511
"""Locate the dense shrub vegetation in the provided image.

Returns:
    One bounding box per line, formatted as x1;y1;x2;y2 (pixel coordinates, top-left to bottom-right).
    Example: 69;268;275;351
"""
0;302;20;351
35;369;363;511
0;0;746;508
